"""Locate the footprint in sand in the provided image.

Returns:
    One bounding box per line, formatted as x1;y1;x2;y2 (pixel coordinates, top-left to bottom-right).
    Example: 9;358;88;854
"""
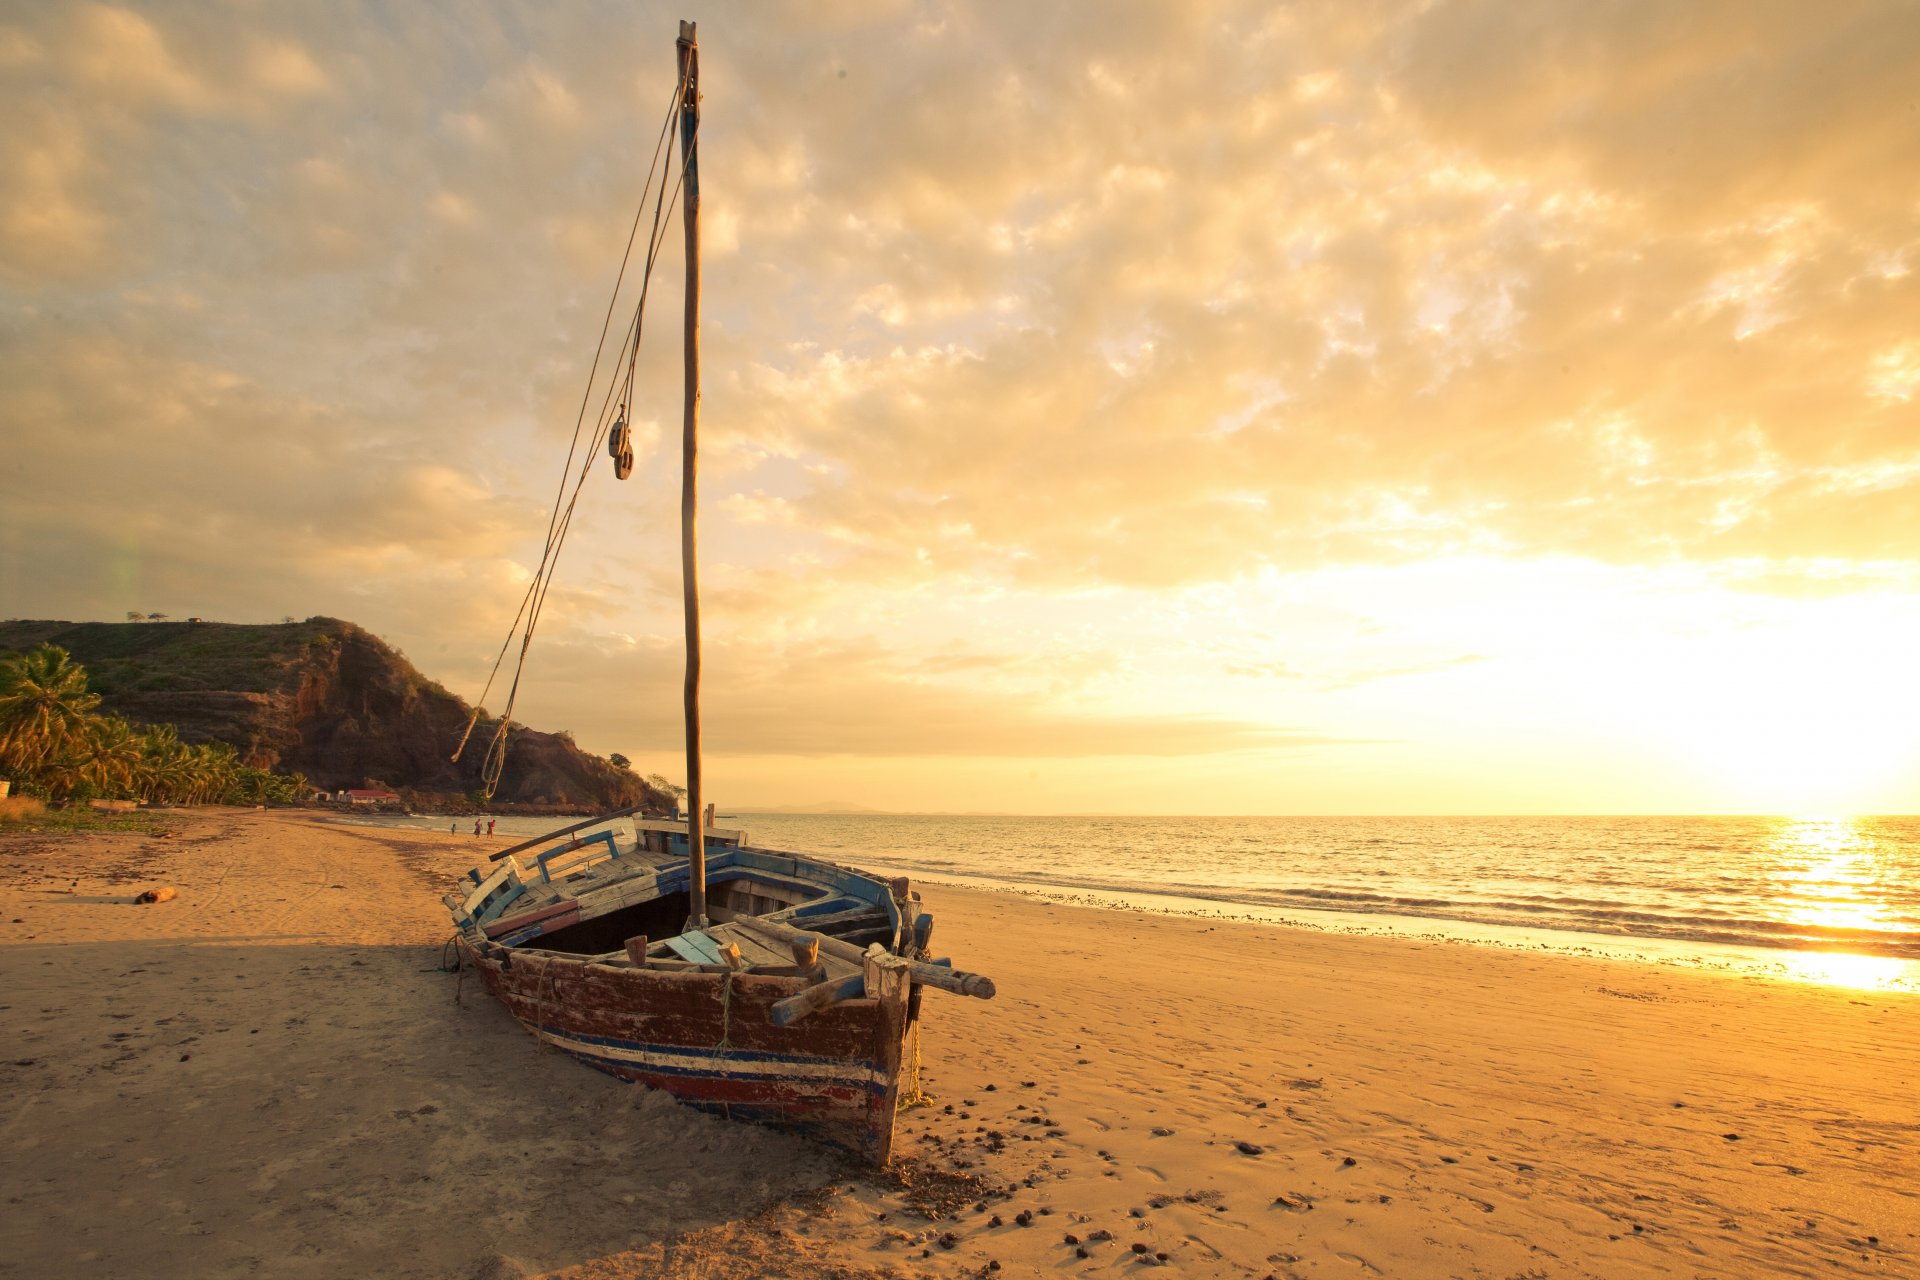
1182;1234;1224;1259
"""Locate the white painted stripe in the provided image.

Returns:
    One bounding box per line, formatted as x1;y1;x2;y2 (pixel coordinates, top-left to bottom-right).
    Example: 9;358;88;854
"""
531;1025;877;1089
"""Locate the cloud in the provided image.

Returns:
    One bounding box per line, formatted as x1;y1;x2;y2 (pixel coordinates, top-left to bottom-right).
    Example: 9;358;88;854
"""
0;107;105;277
4;1;1918;809
501;634;1352;760
669;0;1920;593
69;4;217;112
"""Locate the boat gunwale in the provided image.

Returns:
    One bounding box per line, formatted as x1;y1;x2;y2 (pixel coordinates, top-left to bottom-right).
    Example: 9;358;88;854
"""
450;839;913;948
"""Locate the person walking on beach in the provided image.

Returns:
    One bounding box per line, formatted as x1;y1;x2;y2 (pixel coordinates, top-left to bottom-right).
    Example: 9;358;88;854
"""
487;819;496;835
450;821;457;834
473;817;483;836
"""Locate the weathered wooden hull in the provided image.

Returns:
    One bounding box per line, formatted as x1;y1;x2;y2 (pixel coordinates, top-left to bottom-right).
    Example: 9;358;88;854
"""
458;937;912;1164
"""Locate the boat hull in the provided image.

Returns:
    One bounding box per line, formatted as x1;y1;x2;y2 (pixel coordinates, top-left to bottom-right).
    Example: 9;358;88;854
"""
458;940;912;1164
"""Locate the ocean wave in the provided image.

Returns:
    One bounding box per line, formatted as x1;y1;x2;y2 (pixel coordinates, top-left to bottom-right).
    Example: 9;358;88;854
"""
872;857;1920;960
740;813;1920;965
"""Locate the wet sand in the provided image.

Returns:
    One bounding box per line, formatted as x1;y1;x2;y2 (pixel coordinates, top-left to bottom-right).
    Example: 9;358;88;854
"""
2;809;1913;1278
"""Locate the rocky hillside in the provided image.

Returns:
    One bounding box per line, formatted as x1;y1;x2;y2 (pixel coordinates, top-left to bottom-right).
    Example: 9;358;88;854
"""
0;618;671;813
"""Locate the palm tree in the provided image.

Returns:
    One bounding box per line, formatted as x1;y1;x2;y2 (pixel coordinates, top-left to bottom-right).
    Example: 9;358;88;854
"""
78;716;144;799
136;723;191;803
0;645;103;779
185;740;240;804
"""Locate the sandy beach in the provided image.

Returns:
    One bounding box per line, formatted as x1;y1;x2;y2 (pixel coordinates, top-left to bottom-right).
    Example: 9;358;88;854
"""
2;810;1913;1279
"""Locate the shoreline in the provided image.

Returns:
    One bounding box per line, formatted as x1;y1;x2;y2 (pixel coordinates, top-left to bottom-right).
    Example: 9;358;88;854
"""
345;810;1920;991
910;872;1920;995
4;810;1914;1278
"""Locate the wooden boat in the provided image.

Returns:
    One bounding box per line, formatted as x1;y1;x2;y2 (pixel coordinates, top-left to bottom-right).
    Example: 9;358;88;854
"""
445;24;992;1165
447;820;989;1164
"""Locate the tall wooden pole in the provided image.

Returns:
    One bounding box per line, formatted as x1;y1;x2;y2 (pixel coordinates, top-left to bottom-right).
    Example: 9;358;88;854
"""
676;19;705;927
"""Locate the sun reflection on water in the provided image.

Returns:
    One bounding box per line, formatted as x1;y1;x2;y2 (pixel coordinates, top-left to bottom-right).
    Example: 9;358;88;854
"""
1767;817;1916;991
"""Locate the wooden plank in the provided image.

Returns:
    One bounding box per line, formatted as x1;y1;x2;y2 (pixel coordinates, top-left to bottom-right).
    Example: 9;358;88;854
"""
730;912;868;965
863;947;910;1000
732;913;994;999
536;829;620;883
786;904;888;934
787;895;864;918
488;804;648;863
462;862;514;917
769;972;866;1027
663;930;724;965
483;898;580;940
710;925;790;968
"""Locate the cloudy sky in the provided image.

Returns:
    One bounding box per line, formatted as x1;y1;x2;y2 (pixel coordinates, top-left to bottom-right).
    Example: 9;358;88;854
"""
4;0;1918;814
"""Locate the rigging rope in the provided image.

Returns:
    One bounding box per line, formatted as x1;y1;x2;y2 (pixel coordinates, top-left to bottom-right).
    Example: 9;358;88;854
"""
452;69;702;799
474;130;698;800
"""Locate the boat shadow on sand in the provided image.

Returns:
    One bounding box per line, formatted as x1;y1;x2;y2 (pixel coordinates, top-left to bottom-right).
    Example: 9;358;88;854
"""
2;934;915;1279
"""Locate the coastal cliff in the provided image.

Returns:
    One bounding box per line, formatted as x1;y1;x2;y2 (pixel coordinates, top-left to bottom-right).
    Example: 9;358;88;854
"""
0;618;668;812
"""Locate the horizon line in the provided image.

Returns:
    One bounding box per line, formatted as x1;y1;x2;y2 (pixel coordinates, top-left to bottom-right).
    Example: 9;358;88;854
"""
727;808;1915;820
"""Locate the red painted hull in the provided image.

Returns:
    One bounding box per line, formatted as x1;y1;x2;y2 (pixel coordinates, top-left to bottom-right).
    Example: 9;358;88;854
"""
458;940;912;1164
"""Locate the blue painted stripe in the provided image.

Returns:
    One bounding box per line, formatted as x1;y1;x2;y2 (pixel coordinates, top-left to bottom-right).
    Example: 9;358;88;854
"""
793;896;862;917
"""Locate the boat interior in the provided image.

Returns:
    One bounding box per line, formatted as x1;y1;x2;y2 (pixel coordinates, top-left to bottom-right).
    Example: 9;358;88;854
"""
447;819;912;985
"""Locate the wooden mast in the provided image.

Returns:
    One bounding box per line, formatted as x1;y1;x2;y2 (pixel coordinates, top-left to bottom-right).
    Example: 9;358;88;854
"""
676;19;706;927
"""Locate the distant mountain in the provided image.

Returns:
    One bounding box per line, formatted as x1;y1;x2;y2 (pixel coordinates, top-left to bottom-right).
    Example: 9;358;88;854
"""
0;617;672;813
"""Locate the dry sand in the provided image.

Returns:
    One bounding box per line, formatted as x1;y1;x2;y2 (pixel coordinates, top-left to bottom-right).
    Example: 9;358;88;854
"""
1;810;1913;1279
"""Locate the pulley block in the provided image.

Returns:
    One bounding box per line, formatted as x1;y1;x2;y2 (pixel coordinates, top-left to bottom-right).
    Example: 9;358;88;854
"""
609;411;634;480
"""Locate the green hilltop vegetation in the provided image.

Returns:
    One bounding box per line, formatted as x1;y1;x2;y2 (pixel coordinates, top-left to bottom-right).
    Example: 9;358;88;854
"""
0;618;674;815
2;615;367;697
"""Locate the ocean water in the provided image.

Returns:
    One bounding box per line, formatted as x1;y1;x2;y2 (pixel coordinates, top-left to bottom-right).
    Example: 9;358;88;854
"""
393;812;1920;991
733;813;1920;992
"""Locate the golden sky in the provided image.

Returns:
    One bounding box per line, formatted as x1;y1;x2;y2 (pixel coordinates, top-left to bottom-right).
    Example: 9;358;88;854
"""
3;1;1918;814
